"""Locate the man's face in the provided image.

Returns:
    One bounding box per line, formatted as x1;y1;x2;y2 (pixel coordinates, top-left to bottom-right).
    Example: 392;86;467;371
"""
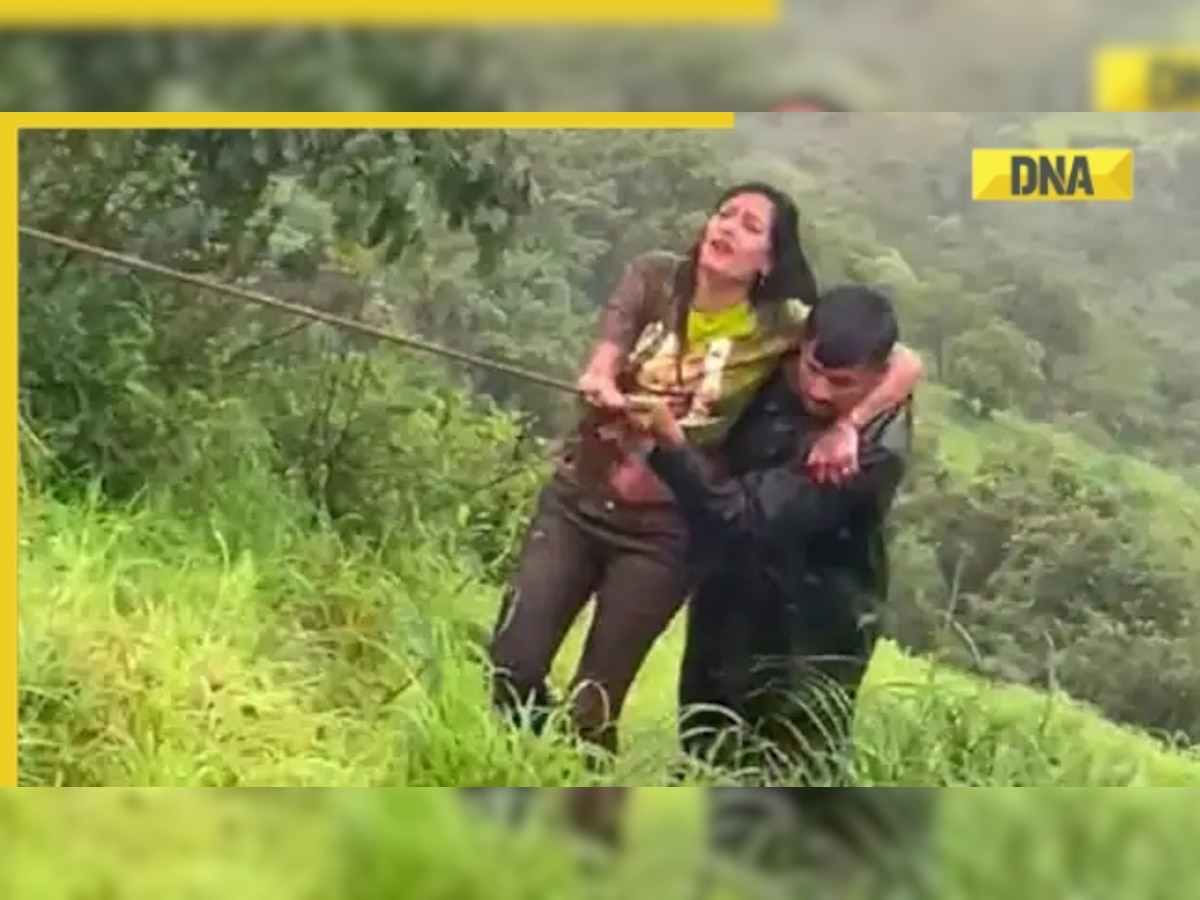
787;342;882;419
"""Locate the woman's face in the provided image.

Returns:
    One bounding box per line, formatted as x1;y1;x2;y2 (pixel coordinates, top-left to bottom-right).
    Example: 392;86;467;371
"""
696;191;776;284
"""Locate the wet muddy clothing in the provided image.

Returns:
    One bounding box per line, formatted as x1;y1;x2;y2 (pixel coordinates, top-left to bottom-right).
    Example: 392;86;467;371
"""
488;475;690;751
645;366;911;777
559;251;810;505
647;368;923;881
489;252;810;756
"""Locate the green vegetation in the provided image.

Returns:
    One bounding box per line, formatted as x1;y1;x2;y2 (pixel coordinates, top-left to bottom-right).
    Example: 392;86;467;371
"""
17;483;1200;788
15;113;1200;894
13;479;1200;896
7;785;1200;900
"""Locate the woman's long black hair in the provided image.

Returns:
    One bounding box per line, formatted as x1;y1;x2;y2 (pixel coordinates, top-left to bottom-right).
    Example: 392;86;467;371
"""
683;180;820;308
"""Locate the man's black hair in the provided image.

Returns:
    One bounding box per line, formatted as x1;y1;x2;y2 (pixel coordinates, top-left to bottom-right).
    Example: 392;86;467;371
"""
806;284;898;369
685;181;820;308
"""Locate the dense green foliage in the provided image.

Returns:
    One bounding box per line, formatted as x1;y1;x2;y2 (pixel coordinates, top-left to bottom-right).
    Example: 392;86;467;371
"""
20;121;1200;763
12;119;1200;895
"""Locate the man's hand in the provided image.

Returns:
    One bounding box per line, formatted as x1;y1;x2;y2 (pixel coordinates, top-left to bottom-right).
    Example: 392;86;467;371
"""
806;418;860;484
577;371;626;410
626;395;686;447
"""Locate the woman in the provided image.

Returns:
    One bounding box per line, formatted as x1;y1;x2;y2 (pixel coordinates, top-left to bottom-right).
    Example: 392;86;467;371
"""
485;182;923;844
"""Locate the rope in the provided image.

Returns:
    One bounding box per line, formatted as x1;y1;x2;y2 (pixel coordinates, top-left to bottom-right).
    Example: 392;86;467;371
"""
19;225;582;395
18;226;770;411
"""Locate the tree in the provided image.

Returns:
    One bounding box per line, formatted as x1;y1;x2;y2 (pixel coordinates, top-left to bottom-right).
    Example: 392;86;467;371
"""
896;272;994;379
943;321;1044;418
18;128;533;498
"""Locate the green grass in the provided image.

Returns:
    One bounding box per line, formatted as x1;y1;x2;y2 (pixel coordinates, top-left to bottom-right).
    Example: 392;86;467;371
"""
7;786;1200;900
15;483;1200;897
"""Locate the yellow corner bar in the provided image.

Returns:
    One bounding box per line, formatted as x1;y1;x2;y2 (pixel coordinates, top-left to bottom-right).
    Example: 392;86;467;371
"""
1;1;779;25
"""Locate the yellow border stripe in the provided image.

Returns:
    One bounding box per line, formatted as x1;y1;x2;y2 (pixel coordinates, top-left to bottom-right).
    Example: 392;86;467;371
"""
15;113;736;131
3;1;779;25
1;122;16;788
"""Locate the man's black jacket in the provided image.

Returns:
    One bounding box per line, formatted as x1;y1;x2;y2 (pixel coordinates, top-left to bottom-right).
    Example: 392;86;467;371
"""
647;366;911;654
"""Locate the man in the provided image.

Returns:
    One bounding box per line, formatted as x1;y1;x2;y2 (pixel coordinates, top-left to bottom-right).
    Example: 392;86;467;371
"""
630;284;933;889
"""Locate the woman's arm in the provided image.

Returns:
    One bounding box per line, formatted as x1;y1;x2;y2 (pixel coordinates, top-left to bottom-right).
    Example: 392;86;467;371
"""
579;341;625;385
845;343;923;430
578;259;656;407
806;343;923;483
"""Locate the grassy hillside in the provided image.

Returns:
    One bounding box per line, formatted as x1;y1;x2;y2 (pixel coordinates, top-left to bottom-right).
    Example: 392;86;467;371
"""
18;269;1200;895
16;380;1200;895
10;785;1200;900
920;382;1200;536
19;472;1200;791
